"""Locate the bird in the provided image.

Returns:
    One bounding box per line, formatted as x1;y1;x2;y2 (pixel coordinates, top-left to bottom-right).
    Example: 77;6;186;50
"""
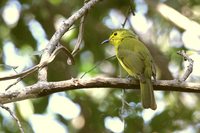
101;29;157;110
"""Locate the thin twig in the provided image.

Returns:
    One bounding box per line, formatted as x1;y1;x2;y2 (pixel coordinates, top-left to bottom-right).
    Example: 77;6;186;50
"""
177;50;194;82
0;64;39;81
129;0;135;16
56;43;75;65
71;16;85;56
0;64;18;70
122;7;131;28
71;0;88;56
67;0;88;65
6;78;24;91
0;104;24;133
119;89;126;131
121;1;135;28
80;55;116;78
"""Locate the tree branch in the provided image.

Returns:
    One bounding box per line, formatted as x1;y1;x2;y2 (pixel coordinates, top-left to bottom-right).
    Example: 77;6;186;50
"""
0;44;73;82
0;104;24;133
1;77;200;104
38;0;101;81
177;50;194;82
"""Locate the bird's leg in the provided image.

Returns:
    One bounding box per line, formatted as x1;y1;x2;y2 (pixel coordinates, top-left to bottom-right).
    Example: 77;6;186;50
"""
138;74;146;83
126;75;138;82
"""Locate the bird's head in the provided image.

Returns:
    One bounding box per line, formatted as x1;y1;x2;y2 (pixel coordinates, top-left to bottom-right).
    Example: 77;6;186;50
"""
101;29;137;46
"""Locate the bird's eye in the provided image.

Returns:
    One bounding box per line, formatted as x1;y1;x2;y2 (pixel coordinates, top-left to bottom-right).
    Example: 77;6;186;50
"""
114;32;117;36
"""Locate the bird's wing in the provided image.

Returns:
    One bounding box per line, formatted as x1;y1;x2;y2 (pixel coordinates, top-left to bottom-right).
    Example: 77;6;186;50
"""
117;38;145;77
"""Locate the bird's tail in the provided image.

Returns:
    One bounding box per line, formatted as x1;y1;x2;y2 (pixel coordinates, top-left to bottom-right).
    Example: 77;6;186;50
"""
140;78;157;110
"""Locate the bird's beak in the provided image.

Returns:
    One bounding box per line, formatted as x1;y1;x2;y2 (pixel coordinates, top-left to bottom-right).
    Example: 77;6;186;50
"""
101;39;109;44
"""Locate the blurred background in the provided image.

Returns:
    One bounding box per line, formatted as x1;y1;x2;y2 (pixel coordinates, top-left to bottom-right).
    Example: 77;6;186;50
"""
0;0;200;132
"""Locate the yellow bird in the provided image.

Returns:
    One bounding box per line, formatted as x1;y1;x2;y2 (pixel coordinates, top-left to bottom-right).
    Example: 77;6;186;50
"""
102;29;157;110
